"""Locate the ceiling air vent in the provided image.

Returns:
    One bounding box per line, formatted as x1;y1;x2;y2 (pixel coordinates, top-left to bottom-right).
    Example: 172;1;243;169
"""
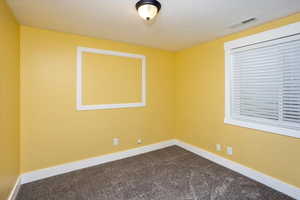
229;17;257;29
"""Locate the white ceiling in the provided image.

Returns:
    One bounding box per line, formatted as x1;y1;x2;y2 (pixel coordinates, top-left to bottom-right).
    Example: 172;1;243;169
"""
7;0;300;51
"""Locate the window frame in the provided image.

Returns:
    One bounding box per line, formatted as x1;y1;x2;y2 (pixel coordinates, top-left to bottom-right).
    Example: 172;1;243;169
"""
76;46;146;111
224;22;300;138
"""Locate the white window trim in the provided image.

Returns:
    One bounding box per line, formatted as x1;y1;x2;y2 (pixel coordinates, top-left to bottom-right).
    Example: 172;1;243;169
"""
76;47;146;111
224;21;300;138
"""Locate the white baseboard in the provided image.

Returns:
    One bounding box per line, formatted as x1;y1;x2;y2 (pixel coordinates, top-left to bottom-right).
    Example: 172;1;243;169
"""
19;139;300;199
174;140;300;200
21;139;176;184
7;176;21;200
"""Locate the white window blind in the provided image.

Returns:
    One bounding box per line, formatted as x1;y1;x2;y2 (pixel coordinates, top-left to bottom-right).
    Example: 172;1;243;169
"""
230;34;300;133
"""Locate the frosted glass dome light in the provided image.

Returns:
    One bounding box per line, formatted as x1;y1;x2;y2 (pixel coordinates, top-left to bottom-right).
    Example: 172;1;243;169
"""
136;0;161;21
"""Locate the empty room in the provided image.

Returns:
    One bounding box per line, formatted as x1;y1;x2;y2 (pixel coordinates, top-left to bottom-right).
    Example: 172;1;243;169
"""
1;0;300;199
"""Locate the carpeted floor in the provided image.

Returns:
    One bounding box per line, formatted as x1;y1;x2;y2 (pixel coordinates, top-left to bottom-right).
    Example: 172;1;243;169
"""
16;146;294;200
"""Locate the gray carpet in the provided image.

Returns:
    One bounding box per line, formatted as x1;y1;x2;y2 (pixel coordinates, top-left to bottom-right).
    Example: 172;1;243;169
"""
16;146;294;200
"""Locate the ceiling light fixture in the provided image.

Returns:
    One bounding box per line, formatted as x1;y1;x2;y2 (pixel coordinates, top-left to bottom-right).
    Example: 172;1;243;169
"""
136;0;161;21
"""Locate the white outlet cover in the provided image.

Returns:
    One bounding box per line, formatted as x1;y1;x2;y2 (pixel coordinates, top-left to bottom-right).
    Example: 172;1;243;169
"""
216;144;221;151
137;139;142;144
227;146;233;155
113;138;119;146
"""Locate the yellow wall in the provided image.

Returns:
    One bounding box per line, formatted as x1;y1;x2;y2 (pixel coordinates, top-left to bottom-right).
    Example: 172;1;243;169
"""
175;13;300;188
20;26;175;173
83;52;141;105
0;0;20;199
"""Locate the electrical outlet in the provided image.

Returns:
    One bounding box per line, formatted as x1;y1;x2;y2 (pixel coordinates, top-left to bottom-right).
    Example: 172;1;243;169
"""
216;144;221;151
137;139;142;144
113;138;119;146
227;146;233;155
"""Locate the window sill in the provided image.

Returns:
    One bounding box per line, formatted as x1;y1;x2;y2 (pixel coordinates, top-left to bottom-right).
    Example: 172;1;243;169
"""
224;118;300;139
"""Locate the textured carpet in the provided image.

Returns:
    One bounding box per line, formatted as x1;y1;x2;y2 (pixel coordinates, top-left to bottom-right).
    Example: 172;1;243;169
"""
16;146;294;200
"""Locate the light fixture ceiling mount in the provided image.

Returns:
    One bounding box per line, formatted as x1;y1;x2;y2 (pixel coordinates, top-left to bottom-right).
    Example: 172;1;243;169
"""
136;0;161;21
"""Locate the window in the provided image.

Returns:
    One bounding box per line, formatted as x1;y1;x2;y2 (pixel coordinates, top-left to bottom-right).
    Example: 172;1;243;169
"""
224;22;300;138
